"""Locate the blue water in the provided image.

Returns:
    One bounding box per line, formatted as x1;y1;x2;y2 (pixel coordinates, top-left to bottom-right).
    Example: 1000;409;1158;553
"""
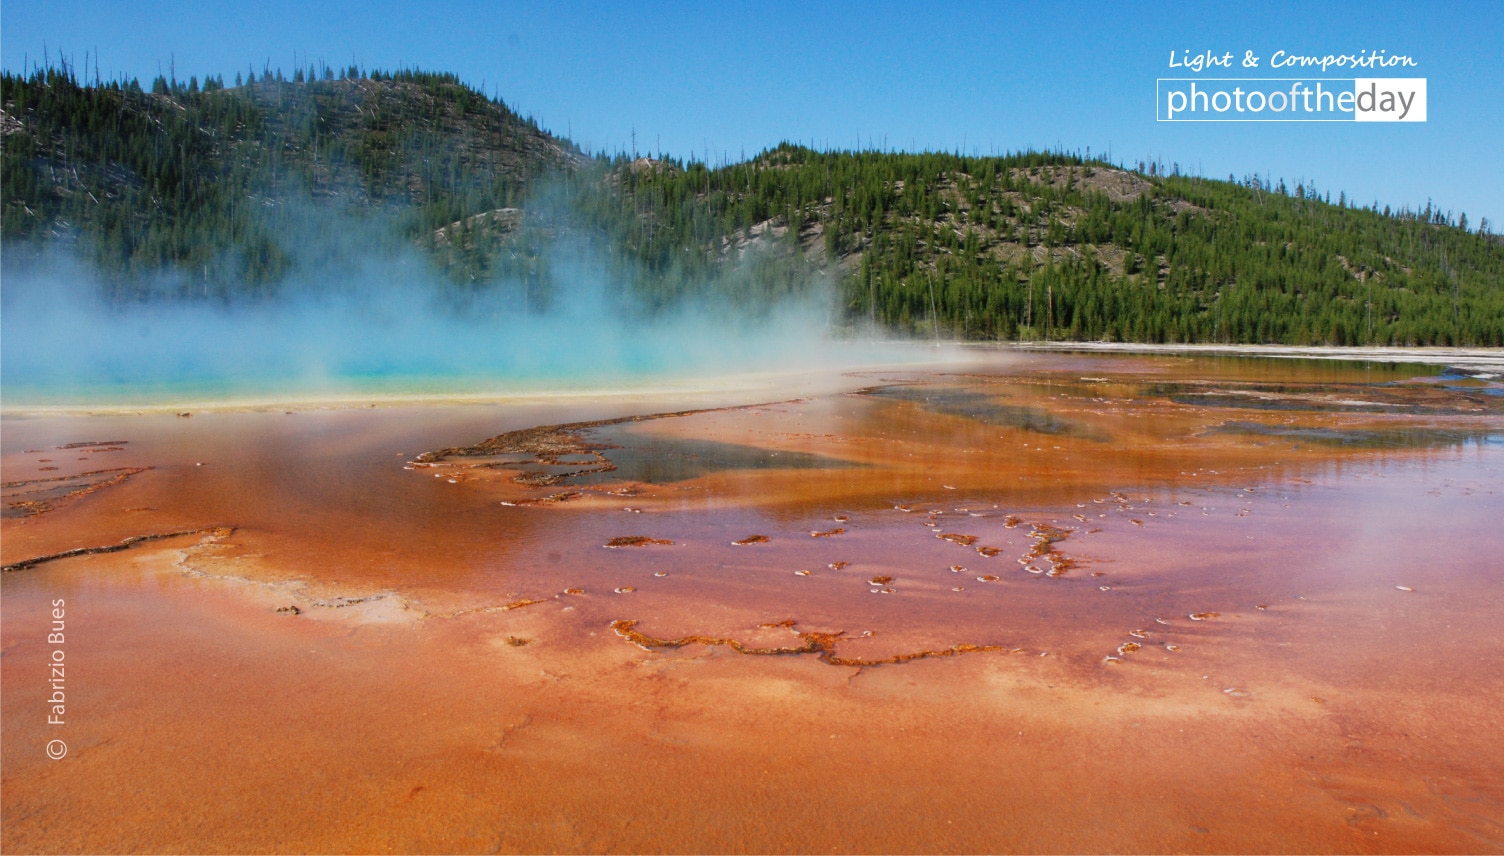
1;274;917;407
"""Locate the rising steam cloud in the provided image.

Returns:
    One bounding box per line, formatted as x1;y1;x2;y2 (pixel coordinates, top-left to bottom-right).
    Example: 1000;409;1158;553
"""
1;213;903;407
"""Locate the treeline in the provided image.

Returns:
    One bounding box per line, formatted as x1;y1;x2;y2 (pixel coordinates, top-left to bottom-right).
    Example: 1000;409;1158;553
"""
4;63;1501;345
585;144;1503;346
1;62;581;298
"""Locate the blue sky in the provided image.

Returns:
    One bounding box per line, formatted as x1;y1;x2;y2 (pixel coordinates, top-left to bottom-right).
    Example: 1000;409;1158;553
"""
4;0;1500;227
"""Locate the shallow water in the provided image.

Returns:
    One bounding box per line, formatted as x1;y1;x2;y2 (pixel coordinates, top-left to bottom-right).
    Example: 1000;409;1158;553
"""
3;351;1503;853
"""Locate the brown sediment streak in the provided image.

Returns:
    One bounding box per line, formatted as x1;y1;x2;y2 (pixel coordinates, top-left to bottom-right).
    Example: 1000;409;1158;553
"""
2;526;236;572
513;466;609;487
732;535;771;545
605;536;673;548
501;492;582;506
3;467;147;488
59;440;130;449
610;619;1003;667
1024;523;1079;576
3;467;150;517
937;532;978;546
433;597;550;619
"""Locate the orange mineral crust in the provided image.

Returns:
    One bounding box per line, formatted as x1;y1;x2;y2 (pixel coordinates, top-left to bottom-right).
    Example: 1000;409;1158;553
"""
3;352;1503;853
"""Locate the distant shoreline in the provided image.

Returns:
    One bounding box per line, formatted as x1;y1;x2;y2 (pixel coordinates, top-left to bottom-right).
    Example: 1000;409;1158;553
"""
5;342;1501;416
989;341;1504;371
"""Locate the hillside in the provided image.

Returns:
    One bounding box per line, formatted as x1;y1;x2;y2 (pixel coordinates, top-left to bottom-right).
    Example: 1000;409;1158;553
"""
2;66;587;295
3;65;1502;346
598;146;1504;346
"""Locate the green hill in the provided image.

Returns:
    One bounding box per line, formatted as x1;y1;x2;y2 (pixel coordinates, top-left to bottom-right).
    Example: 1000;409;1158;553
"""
3;64;1501;346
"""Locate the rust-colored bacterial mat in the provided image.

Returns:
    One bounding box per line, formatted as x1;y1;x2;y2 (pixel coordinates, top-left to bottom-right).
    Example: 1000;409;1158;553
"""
3;352;1503;853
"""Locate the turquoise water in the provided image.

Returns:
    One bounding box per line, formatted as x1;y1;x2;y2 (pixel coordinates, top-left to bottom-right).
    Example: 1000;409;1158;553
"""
1;278;921;408
0;348;908;409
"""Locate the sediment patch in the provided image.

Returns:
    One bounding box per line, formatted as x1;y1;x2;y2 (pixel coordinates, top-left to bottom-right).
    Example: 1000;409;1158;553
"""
610;619;1004;667
3;526;236;572
605;536;673;548
2;467;150;518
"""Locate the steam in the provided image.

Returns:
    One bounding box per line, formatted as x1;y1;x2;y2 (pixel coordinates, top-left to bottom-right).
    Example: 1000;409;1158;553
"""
1;215;908;408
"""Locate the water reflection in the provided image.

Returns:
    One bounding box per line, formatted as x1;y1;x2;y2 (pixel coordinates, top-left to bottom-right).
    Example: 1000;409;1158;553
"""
575;429;862;485
1209;420;1503;450
858;384;1109;440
